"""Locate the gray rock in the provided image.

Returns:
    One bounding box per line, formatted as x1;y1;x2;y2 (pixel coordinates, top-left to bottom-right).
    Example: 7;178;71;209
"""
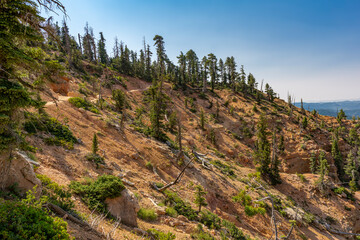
0;150;42;198
105;189;140;227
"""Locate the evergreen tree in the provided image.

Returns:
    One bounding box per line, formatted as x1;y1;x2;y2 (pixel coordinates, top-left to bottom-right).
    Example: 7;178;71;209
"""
98;32;108;65
207;53;217;91
300;98;305;114
194;185;207;212
254;114;271;177
331;135;344;180
149;84;167;139
112;89;126;112
0;0;65;151
278;135;285;153
270;129;281;184
316;151;329;191
247;73;257;94
153;35;166;80
344;150;359;192
225;56;237;91
337;109;346;124
309;152;317;173
201;56;208;93
83;22;95;62
265;83;275;102
177;51;186;87
302;117;308;129
92;133;99;155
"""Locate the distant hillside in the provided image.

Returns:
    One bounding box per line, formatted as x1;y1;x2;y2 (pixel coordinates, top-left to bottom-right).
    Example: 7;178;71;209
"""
295;100;360;118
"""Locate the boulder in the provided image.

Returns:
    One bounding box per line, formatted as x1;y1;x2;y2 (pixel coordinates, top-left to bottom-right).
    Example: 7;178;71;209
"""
105;189;140;227
0;150;42;198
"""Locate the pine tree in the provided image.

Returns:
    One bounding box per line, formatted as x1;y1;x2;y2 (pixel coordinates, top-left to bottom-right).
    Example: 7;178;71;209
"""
344;150;359;192
153;35;166;81
201;56;208;93
309;152;317;174
112;89;126;112
331;135;343;180
302;117;308;129
207;53;217;91
0;0;64;151
98;32;108;65
300;98;305;114
278;135;285;152
254;114;271;177
337;109;346;124
92;133;99;155
247;73;257;94
316;151;329;191
194;185;207;212
270;129;281;184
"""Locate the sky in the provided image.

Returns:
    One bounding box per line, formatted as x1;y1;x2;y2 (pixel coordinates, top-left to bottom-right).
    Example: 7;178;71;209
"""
46;0;360;102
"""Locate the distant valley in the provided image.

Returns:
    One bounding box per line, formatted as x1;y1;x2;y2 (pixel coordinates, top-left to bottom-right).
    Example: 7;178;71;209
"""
295;100;360;118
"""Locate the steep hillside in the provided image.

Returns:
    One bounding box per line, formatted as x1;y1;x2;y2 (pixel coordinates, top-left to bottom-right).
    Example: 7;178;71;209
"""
18;65;359;239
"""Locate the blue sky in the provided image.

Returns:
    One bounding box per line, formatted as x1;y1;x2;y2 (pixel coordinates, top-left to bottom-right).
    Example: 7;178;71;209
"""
47;0;360;102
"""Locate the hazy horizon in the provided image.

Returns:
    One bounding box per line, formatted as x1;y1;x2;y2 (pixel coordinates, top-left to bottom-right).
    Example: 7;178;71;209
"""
46;0;360;102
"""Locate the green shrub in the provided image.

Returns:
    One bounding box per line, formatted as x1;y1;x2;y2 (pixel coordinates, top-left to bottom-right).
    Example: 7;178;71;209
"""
68;97;99;114
296;173;306;182
145;161;153;170
199;210;222;230
165;207;178;217
137;208;157;221
0;190;70;239
69;175;125;212
221;220;247;240
36;174;74;212
212;160;235;177
164;190;197;221
112;89;127;112
191;224;215;240
303;212;315;224
147;228;175;240
85;153;105;166
24;113;77;149
233;190;266;217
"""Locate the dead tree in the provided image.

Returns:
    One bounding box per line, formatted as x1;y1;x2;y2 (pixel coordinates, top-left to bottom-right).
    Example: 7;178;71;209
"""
152;157;194;192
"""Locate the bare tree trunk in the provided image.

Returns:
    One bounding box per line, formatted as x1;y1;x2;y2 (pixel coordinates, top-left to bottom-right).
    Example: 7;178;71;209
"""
153;157;194;192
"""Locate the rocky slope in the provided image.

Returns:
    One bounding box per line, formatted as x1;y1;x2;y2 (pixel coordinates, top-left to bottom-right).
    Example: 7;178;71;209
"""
14;66;360;239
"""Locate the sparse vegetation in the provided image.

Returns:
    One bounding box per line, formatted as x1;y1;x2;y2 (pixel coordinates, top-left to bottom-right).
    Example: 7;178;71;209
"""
69;175;125;212
137;208;158;221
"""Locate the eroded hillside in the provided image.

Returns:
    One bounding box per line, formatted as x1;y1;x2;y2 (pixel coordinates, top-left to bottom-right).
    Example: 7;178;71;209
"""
21;66;359;239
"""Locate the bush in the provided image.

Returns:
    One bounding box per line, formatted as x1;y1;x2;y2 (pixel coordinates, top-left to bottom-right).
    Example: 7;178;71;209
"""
137;208;157;221
221;220;247;240
112;89;127;112
68;97;99;114
191;224;215;240
212;160;235;177
69;175;125;212
199;210;222;230
24;113;77;149
165;207;178;217
147;228;175;240
85;153;105;166
0;190;70;239
36;174;74;212
233;190;266;217
164;190;197;221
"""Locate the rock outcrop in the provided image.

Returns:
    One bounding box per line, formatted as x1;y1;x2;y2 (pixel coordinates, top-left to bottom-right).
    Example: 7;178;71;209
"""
0;150;42;198
105;189;140;227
